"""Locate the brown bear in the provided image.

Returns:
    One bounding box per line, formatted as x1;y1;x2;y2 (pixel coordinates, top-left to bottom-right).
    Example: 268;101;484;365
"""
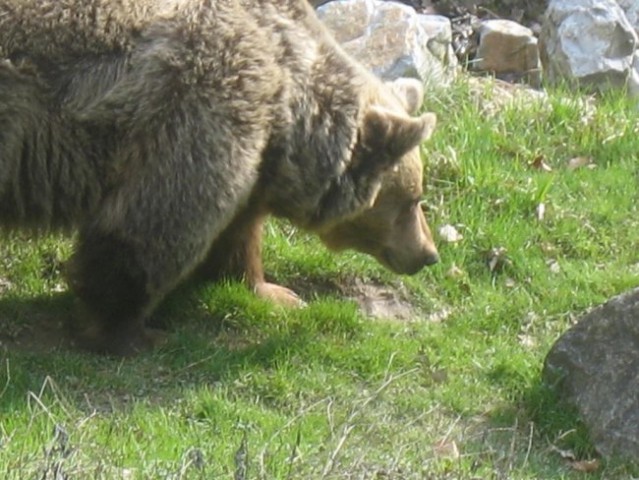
0;0;438;355
199;77;439;307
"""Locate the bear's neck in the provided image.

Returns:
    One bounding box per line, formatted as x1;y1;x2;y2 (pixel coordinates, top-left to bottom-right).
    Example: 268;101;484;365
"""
259;72;370;230
254;4;379;230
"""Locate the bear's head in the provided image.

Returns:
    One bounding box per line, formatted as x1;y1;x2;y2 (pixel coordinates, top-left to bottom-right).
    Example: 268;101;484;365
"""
318;78;439;275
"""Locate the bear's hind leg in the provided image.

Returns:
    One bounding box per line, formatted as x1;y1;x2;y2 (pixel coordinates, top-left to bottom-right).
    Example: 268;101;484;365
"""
66;231;164;356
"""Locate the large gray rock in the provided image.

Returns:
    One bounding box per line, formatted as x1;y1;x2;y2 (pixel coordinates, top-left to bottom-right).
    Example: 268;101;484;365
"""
316;0;457;86
539;0;638;94
543;287;639;458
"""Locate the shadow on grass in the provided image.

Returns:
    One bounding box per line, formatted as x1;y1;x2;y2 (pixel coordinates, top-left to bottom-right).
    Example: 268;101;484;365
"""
0;281;335;413
520;380;594;457
458;375;600;477
476;374;600;473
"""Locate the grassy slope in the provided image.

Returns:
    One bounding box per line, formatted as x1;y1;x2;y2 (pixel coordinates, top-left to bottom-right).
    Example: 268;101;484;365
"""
0;78;638;479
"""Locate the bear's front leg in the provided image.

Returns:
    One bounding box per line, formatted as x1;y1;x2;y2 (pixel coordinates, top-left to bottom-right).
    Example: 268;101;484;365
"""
197;206;304;307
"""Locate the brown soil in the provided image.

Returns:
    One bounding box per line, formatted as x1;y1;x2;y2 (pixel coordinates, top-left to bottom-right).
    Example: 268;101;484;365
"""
291;275;421;321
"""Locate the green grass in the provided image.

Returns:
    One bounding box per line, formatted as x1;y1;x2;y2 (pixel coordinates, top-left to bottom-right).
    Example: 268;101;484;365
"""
1;77;638;478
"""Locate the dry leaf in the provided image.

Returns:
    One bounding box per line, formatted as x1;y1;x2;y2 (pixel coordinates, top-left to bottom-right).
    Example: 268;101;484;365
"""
536;203;545;221
446;264;465;278
518;334;536;348
0;277;12;293
433;439;460;459
570;459;600;473
427;307;453;323
439;224;463;243
567;156;593;170
530;155;552;172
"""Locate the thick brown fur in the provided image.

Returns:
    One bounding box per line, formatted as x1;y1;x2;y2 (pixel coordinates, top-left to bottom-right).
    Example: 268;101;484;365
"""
0;0;438;355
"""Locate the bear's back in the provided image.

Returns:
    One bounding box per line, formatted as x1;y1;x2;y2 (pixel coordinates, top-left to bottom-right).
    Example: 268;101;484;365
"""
0;0;168;59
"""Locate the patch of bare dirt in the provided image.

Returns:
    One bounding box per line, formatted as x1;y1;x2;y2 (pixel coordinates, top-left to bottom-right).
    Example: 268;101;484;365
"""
344;278;417;321
290;276;421;321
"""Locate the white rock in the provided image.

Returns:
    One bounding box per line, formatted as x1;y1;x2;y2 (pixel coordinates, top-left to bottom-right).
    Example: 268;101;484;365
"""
629;51;639;97
438;224;463;243
317;0;457;86
617;0;639;35
418;14;459;84
540;0;638;94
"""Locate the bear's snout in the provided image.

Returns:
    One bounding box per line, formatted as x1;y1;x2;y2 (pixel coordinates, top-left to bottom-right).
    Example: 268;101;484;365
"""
381;246;439;275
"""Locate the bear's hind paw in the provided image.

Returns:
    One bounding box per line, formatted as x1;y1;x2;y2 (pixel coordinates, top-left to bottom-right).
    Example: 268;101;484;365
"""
74;325;168;357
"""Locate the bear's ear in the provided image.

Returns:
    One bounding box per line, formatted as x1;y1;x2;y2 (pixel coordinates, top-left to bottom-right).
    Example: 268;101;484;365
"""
388;78;425;114
361;107;436;163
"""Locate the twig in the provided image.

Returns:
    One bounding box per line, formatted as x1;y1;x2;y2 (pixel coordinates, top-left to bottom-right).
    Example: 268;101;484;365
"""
523;421;534;469
321;365;419;478
258;397;329;478
176;354;217;373
234;430;249;480
507;417;518;472
285;426;302;480
441;414;462;445
321;425;354;478
0;358;10;399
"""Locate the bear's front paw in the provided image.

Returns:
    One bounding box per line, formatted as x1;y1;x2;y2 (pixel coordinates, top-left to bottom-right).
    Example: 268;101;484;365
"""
254;282;306;308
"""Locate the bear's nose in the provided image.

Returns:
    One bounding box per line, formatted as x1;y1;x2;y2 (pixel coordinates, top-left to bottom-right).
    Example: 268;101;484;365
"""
400;252;439;275
423;252;439;266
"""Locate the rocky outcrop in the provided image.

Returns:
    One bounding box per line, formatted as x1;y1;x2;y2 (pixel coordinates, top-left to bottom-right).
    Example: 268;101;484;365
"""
543;288;639;458
316;0;458;87
314;0;639;99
